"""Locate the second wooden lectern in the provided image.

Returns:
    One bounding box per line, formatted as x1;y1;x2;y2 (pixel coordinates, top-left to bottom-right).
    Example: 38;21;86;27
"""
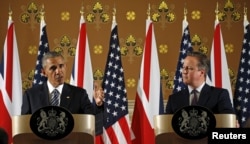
154;114;236;144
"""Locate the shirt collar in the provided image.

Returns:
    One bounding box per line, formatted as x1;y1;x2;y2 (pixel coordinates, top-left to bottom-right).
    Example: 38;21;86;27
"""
47;81;64;94
188;82;205;94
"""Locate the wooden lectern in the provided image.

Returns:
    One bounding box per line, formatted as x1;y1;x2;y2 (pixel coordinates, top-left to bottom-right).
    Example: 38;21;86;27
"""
12;114;95;144
154;114;236;144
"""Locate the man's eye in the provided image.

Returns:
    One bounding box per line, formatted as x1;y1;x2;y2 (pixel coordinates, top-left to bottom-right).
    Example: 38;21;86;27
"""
59;64;64;68
50;66;57;71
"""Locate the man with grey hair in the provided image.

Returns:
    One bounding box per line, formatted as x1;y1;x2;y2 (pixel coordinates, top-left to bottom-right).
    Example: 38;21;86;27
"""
165;51;235;114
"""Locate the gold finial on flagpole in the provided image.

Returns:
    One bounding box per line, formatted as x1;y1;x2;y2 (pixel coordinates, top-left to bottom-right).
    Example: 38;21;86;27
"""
244;3;247;21
8;4;12;20
184;4;187;21
147;3;151;20
113;4;116;23
215;2;219;21
80;3;84;16
40;4;45;21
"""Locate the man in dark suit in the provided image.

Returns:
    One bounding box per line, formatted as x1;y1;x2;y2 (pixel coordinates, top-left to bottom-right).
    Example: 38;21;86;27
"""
21;51;104;115
165;51;235;114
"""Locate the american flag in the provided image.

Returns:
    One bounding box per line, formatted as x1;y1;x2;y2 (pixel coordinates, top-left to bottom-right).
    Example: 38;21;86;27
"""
101;19;132;144
0;15;22;144
70;15;93;101
32;17;49;86
173;18;193;93
234;17;250;127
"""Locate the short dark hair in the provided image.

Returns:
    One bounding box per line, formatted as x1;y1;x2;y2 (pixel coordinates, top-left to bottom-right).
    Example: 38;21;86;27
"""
42;51;64;68
186;51;210;75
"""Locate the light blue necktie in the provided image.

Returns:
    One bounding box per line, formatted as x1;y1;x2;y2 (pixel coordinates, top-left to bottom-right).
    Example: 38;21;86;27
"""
51;89;60;106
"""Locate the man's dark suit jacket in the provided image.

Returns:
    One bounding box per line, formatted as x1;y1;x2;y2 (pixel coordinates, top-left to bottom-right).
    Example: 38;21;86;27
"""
21;82;104;135
21;83;102;115
165;84;235;114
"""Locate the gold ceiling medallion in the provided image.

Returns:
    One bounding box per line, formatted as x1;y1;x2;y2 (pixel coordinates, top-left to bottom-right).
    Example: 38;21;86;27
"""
20;2;41;30
127;78;136;88
191;10;201;20
61;11;70;21
225;43;234;53
85;1;110;30
126;11;136;21
28;45;38;55
217;0;241;29
94;45;103;54
151;1;176;29
159;44;168;54
120;35;143;64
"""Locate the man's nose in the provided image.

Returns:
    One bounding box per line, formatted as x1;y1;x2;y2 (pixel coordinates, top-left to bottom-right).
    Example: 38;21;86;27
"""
55;67;61;73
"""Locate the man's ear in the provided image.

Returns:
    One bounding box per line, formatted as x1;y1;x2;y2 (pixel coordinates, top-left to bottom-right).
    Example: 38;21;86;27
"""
41;69;47;77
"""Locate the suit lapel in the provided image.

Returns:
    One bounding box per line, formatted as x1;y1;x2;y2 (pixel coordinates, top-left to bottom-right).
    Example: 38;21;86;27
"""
198;84;210;106
60;83;72;109
183;89;190;106
38;84;50;106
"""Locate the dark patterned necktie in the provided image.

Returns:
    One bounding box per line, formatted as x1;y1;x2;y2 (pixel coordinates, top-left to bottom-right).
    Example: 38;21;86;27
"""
51;89;59;106
191;89;198;105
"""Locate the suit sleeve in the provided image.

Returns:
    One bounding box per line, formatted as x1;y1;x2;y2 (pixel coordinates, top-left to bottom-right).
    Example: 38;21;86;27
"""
217;89;235;114
165;95;173;114
21;91;31;115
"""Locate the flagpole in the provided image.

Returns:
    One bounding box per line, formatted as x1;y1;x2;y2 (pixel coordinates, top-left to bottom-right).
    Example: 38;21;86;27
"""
215;2;219;21
8;5;12;21
147;3;150;20
112;6;116;23
184;4;187;21
244;5;247;21
40;4;45;21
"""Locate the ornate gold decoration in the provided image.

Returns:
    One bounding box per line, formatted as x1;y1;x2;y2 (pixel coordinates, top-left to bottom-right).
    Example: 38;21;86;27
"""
126;11;136;21
127;78;136;88
166;80;174;89
61;11;70;21
225;43;234;53
160;68;169;80
20;2;41;30
151;1;176;29
198;46;209;55
85;1;110;30
121;46;129;56
191;10;201;20
22;79;32;91
191;34;202;45
53;35;77;58
120;34;143;63
28;45;38;55
93;69;104;80
159;44;168;54
216;0;241;29
94;45;103;54
191;34;209;55
229;68;236;88
22;70;35;91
